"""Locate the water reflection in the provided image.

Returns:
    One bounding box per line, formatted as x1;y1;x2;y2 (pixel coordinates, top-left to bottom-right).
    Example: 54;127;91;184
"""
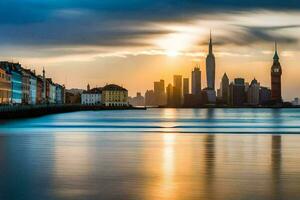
0;132;300;200
271;135;282;200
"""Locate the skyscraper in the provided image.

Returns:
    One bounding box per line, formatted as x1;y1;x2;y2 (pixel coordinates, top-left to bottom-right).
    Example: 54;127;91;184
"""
271;42;282;103
229;78;246;106
166;84;173;106
154;79;166;106
220;73;229;103
206;31;216;90
192;67;201;95
183;78;189;95
247;78;260;105
173;75;182;107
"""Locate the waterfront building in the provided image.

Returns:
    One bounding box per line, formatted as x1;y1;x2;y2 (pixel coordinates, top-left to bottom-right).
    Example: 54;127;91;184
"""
202;88;216;104
220;73;229;104
46;78;56;104
55;84;65;104
259;87;271;105
0;67;11;104
145;90;156;106
206;32;216;90
28;70;37;105
291;98;299;106
183;78;189;95
271;42;282;103
128;92;145;107
102;84;128;107
81;87;102;105
247;78;260;105
65;91;81;104
0;62;23;104
154;80;166;106
173;75;182;107
36;76;44;104
183;94;202;107
21;69;30;104
192;67;201;95
42;68;46;102
166;84;173;107
229;78;246;106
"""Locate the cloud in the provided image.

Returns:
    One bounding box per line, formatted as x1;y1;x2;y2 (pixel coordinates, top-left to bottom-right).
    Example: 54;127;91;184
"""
0;1;300;60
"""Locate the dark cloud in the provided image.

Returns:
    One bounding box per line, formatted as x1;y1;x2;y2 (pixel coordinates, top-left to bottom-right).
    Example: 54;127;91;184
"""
0;0;299;50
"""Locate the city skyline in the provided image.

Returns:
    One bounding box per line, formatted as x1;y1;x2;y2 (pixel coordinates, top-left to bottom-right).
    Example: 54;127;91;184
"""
0;1;299;100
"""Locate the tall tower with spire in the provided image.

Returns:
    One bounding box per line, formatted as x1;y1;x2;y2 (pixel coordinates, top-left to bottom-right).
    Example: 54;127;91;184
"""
206;31;216;90
271;42;282;103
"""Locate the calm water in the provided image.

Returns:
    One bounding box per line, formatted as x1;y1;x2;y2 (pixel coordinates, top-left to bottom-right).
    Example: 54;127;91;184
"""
0;108;300;200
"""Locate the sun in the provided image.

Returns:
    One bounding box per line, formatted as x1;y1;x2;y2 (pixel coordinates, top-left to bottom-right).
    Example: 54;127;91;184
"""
166;50;179;57
155;31;197;58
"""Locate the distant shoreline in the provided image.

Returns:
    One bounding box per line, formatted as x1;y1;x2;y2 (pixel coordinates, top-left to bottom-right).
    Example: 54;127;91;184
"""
155;105;300;109
2;104;300;120
0;105;146;120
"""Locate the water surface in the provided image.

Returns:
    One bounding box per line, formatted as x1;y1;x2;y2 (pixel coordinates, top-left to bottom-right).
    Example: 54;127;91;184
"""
0;108;300;200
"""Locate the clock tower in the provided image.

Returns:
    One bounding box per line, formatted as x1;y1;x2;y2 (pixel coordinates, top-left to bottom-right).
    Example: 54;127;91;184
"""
271;42;282;103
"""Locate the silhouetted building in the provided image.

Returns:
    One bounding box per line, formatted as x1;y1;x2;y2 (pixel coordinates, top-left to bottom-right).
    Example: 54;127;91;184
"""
206;32;216;90
65;91;81;104
166;84;173;107
271;42;282;103
192;67;201;95
247;78;260;105
259;87;271;105
201;88;216;104
154;79;166;106
229;78;246;106
220;73;229;104
183;78;189;95
173;75;182;107
291;98;299;106
145;90;155;106
183;94;202;107
128;92;145;107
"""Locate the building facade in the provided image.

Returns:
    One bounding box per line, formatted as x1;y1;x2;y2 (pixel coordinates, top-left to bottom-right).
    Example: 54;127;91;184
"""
46;78;56;104
81;88;102;105
229;78;246;106
220;73;229;104
55;84;65;104
154;80;166;106
166;84;173;107
0;67;11;104
10;64;22;104
183;78;189;95
271;43;282;103
145;90;155;106
29;71;37;105
128;92;145;107
173;75;182;107
21;69;30;104
259;87;271;105
102;84;128;107
192;67;201;95
247;79;260;105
